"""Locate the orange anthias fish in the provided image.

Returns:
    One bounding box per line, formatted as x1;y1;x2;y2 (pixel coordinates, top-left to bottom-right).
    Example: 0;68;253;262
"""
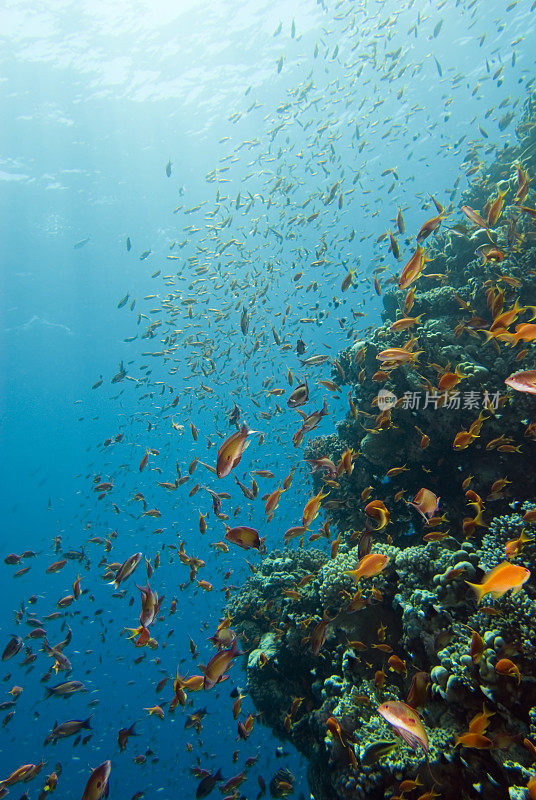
389;314;424;332
137;582;163;628
224;524;265;551
377;346;422;366
408;488;440;520
515;162;530;202
487;187;508;227
311;611;334;655
81;760;111;800
454;732;493;749
377;701;429;753
505;370;536;395
203;639;241;689
505;530;534;559
216;423;257;478
470;629;485;664
398;246;430;290
302;488;330;528
365;499;391;530
209;615;235;648
344;553;389;584
406;671;430;709
144;704;165;719
495;657;522;684
502;324;536;347
296;397;329;433
416;211;449;243
461;204;489;229
466;561;530;603
468;704;494;735
265;486;286;520
326;716;355;748
438;366;466;391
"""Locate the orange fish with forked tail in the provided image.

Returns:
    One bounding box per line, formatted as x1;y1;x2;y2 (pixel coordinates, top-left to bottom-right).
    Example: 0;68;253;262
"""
344;553;389;584
202;639;241;690
302;488;330;528
398;246;430;290
216;423;258;478
466;561;530;603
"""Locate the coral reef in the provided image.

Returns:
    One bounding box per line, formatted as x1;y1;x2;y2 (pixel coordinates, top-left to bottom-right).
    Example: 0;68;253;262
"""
304;100;536;545
227;93;536;800
229;524;536;799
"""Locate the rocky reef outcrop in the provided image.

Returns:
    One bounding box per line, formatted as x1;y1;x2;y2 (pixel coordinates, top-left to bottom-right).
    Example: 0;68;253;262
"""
227;92;536;800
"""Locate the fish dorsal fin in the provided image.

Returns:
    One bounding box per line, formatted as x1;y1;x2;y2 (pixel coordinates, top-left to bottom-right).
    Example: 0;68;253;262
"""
482;562;508;582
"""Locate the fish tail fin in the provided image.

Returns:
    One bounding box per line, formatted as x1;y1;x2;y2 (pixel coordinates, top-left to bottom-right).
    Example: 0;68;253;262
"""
230;639;242;658
242;422;261;437
465;580;485;603
501;333;518;347
478;329;497;344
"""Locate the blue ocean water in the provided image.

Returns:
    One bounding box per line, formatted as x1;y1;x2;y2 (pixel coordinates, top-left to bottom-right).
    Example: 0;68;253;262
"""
1;0;535;797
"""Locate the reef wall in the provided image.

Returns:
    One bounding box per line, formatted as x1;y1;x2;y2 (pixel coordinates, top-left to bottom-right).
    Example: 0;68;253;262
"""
227;92;536;800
